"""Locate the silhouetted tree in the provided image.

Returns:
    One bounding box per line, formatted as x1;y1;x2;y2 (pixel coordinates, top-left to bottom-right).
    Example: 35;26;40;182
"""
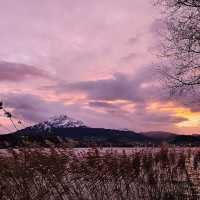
157;0;200;95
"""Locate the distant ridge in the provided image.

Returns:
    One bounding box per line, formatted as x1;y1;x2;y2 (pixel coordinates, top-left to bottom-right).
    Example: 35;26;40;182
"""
140;131;177;141
0;115;200;148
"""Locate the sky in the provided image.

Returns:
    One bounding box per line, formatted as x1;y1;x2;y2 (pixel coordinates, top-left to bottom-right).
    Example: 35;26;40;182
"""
0;0;200;134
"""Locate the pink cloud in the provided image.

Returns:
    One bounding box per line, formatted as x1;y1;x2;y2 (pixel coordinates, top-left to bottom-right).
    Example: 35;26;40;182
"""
0;61;49;82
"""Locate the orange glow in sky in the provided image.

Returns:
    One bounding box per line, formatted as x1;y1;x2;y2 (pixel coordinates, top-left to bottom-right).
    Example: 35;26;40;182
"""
148;101;200;129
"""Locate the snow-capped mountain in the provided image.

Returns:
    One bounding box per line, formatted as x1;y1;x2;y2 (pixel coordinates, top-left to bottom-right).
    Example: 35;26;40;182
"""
1;114;199;148
31;115;87;131
0;114;152;148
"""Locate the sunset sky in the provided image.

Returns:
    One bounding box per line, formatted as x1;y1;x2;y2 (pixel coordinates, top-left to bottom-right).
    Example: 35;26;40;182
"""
0;0;200;134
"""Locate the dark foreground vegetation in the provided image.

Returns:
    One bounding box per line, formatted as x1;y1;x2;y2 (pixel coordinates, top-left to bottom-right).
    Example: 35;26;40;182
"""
0;147;200;200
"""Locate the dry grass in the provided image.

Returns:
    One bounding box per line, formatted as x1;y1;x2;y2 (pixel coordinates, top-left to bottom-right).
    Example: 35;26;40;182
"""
0;146;200;200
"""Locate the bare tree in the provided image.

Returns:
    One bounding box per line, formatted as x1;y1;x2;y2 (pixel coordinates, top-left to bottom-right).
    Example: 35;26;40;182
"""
157;0;200;95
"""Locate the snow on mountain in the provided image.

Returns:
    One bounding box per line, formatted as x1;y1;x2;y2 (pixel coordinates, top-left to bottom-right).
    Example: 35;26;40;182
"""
32;115;87;130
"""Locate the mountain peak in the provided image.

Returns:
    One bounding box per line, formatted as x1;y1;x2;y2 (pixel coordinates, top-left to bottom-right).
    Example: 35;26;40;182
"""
33;115;86;130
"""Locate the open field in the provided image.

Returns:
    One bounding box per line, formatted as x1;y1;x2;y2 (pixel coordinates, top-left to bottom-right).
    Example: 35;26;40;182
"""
0;147;200;200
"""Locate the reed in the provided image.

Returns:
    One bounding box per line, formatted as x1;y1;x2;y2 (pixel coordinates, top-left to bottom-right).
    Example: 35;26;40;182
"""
0;146;199;200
